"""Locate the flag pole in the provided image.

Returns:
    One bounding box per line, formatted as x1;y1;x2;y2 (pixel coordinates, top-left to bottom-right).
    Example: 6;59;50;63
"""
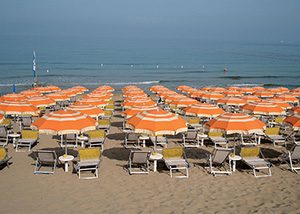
33;51;37;87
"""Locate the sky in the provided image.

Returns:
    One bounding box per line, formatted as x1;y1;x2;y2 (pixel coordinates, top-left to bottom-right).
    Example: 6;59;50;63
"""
0;0;300;43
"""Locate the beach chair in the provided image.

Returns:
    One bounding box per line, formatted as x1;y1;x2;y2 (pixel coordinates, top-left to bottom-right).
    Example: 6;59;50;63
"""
15;130;39;152
265;127;286;147
86;130;106;151
187;117;202;129
128;150;151;175
0;147;12;169
182;130;202;147
74;148;101;179
205;147;233;176
0;126;9;147
240;147;272;178
279;143;300;173
97;119;111;134
105;104;115;111
102;110;113;119
20;116;32;130
0;118;12;128
208;132;228;148
162;147;189;178
61;133;78;148
124;132;140;148
33;150;57;174
150;136;168;150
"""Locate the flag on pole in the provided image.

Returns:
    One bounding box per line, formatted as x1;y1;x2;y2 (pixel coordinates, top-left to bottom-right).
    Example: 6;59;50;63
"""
12;84;16;93
33;51;36;78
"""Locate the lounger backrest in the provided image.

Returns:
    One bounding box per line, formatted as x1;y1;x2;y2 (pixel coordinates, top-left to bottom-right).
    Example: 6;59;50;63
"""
0;148;7;160
104;110;113;116
36;150;56;162
65;133;76;140
212;148;232;164
208;132;223;137
240;147;260;158
265;127;280;136
163;147;183;158
88;130;106;139
98;119;110;126
290;144;300;160
186;131;197;139
22;130;38;140
79;148;101;161
127;133;139;141
0;119;11;126
275;117;285;123
188;117;200;125
0;126;7;138
22;117;32;127
131;151;150;164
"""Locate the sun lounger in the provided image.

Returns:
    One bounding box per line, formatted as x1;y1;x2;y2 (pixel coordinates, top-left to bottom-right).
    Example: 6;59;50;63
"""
61;133;78;148
265;127;286;147
128;150;151;175
20;116;32;130
182;130;202;147
206;147;232;176
33;150;57;174
0;147;12;169
97;119;111;133
240;147;272;178
279;143;300;173
86;130;106;151
124;133;140;148
15;130;39;152
150;136;168;150
74;148;101;179
208;132;228;148
0;126;9;147
162;147;189;178
187;117;202;129
102;110;113;119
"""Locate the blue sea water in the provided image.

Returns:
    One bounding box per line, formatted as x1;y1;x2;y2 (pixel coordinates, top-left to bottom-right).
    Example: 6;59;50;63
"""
0;35;299;94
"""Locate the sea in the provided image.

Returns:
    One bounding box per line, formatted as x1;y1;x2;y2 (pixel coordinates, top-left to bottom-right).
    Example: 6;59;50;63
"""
0;35;299;94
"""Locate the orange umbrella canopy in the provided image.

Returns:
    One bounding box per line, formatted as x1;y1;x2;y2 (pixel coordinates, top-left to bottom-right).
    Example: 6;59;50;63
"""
201;92;225;101
242;101;285;116
292;107;300;114
217;97;246;106
20;90;42;97
284;114;300;131
123;98;156;109
27;96;56;108
242;95;262;103
34;85;61;93
275;94;299;104
267;98;292;110
123;106;159;118
0;100;39;115
68;103;104;118
46;92;70;102
253;90;274;98
239;87;255;94
184;103;225;118
223;90;243;97
126;108;187;136
32;109;97;135
204;113;266;135
190;90;205;98
0;114;4;123
1;93;27;102
169;97;199;108
95;85;114;92
76;98;107;108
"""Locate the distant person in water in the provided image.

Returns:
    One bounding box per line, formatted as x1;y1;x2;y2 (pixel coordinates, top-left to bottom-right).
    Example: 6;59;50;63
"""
224;67;228;73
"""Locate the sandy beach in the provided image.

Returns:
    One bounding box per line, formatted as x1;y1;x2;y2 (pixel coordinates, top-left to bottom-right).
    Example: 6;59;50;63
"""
1;93;300;214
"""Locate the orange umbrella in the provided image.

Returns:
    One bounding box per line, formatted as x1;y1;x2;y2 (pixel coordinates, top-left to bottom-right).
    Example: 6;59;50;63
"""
204;113;266;135
184;103;225;118
123;99;156;109
85;93;112;101
239;87;255;94
201;92;225;101
0;100;39;115
242;96;262;103
217;97;246;106
76;98;107;108
211;87;226;93
164;94;186;103
46;92;70;102
32;110;97;135
177;85;192;92
268;88;282;94
95;85;114;92
275;94;299;104
226;86;240;91
71;86;89;93
27;96;56;108
149;85;168;93
223;90;242;97
123;106;158;118
190;90;205;99
284;114;300;131
252;86;265;91
201;86;213;91
292;87;300;93
253;90;274;98
292;107;300;114
1;93;27;102
68;103;104;119
242;101;285;116
169;97;199;108
126;108;187;136
0;114;4;123
267;98;292;110
20;90;42;97
34;85;61;93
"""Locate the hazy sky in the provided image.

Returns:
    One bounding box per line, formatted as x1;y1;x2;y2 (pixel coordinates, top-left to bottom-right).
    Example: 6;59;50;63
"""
0;0;300;42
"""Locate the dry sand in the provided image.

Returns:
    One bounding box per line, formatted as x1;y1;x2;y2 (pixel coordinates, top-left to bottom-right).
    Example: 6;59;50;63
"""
1;94;300;214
